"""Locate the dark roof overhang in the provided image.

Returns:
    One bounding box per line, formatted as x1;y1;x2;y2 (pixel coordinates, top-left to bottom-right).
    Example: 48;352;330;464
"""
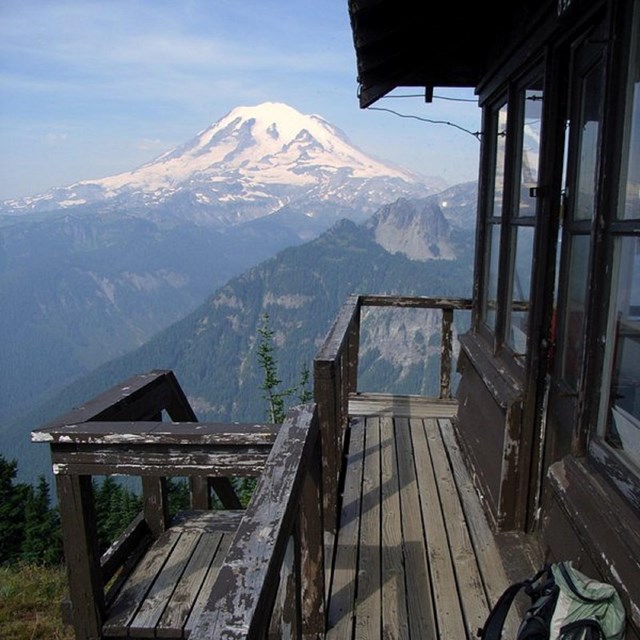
347;0;540;108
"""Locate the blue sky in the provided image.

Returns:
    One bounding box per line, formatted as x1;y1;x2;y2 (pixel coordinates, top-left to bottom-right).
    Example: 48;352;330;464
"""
0;0;481;200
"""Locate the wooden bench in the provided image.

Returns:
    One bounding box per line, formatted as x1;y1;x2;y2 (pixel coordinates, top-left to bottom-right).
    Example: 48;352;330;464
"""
33;372;326;639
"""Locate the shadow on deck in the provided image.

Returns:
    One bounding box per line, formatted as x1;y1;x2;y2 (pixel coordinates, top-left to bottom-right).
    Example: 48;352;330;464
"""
32;295;543;639
326;395;541;639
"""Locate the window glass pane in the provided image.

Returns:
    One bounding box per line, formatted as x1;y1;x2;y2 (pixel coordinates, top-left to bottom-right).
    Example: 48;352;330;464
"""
620;28;640;220
600;237;640;470
506;225;535;353
483;223;501;330
559;234;591;388
574;62;603;221
517;88;543;217
481;101;508;330
493;103;509;218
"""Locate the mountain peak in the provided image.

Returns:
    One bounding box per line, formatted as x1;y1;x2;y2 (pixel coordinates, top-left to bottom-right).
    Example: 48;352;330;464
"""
1;102;440;221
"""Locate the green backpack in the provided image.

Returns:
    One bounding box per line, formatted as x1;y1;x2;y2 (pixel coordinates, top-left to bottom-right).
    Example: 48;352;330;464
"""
478;561;626;639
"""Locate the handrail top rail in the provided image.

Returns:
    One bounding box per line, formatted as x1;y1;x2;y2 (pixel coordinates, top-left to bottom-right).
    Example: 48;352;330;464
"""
315;293;473;366
314;294;360;365
40;369;196;430
359;294;473;310
32;420;278;446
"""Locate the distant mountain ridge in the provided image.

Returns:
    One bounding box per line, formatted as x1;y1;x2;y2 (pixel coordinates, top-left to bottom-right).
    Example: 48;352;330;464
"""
1;103;448;426
5;183;478;484
1;102;441;222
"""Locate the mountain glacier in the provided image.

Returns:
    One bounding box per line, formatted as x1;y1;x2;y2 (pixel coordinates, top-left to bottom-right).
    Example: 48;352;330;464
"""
1;102;440;223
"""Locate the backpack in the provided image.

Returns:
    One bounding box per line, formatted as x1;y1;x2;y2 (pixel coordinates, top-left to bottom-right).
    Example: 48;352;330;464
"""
478;561;626;640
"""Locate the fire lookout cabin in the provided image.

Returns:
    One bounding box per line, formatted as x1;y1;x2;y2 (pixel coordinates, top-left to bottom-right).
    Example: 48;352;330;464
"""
32;0;640;637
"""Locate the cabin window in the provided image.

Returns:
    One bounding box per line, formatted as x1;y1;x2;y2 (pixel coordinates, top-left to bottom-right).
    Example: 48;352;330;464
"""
481;100;508;332
505;84;543;356
599;23;640;472
480;77;543;359
556;52;605;391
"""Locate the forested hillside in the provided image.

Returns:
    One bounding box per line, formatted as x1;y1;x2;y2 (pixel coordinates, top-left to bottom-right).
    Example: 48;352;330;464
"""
5;184;476;485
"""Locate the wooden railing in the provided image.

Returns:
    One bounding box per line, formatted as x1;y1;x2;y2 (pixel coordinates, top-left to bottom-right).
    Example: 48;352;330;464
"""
32;372;325;639
189;404;325;639
313;294;473;536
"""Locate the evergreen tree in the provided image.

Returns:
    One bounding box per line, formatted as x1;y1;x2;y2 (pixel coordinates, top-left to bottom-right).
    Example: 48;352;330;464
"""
0;455;29;564
94;476;142;552
256;313;292;423
167;478;190;516
21;476;62;565
297;362;313;403
256;313;313;423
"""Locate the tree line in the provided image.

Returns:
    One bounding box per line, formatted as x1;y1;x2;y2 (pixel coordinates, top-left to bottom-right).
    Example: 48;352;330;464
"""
0;454;195;567
0;314;307;568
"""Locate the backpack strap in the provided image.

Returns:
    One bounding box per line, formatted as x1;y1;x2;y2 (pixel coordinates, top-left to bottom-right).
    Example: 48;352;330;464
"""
560;619;604;639
477;566;551;640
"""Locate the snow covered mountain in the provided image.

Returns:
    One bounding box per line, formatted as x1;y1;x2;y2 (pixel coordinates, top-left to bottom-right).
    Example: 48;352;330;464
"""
1;102;440;224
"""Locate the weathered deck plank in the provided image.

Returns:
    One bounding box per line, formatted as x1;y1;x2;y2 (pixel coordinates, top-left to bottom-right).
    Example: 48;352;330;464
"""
394;417;438;638
156;532;223;638
326;406;523;640
183;534;232;637
380;415;409;639
326;417;366;637
410;417;467;639
425;417;488;636
104;529;182;636
354;416;382;639
129;530;200;636
349;393;457;418
102;512;237;638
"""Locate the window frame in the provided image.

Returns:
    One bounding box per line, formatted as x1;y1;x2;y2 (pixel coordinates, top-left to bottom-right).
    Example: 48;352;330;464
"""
476;64;546;374
587;1;640;509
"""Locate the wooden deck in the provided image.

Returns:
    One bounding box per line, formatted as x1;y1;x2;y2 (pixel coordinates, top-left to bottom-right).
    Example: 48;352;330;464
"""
102;511;242;638
326;396;527;639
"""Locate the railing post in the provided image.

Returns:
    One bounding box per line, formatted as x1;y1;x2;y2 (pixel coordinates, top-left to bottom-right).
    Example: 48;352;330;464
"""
440;307;454;399
314;360;338;536
56;474;104;640
142;476;169;537
347;307;360;395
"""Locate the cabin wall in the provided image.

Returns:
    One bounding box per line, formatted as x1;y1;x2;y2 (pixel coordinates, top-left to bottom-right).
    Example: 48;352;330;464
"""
453;0;640;633
455;338;525;531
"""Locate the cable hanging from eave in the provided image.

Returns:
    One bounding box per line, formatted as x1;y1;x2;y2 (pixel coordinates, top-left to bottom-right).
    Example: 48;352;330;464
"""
367;106;482;141
383;93;478;103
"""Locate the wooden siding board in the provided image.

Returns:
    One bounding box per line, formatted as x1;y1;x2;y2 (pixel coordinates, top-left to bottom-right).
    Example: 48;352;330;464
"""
360;295;473;311
34;421;278;445
51;448;270;477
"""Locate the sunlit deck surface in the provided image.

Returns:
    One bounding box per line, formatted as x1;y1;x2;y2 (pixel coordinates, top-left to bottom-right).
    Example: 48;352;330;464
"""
325;394;538;639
